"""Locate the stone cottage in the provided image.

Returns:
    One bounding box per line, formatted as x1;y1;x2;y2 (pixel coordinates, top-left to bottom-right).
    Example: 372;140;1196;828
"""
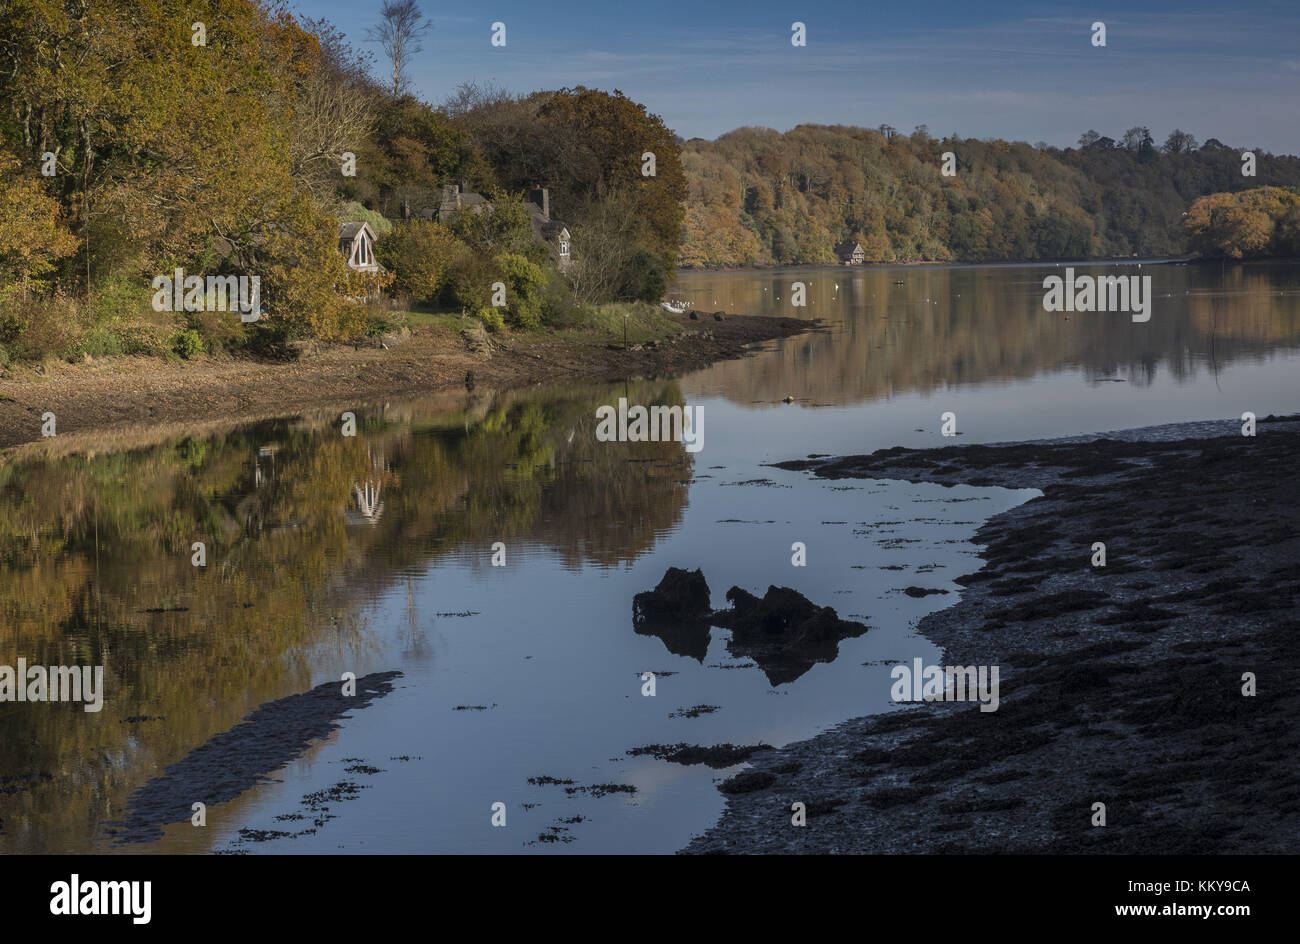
525;187;571;271
835;240;866;265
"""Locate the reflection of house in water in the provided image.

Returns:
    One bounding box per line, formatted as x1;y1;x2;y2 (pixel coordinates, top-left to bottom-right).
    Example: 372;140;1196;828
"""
253;444;279;489
346;480;384;525
344;446;390;525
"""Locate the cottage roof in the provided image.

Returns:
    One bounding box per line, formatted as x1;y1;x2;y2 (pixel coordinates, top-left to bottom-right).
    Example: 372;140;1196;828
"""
530;211;569;242
339;221;374;241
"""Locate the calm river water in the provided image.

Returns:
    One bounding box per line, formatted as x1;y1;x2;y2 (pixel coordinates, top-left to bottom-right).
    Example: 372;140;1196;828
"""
1;260;1297;853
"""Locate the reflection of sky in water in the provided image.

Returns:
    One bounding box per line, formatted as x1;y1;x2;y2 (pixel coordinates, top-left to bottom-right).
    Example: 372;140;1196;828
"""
686;357;1300;462
206;457;1034;854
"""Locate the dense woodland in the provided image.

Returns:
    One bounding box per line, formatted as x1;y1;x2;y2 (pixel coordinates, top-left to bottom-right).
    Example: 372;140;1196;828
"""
0;0;683;363
680;125;1300;267
1;0;1298;366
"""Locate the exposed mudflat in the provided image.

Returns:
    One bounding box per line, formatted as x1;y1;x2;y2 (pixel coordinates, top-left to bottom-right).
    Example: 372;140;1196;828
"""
683;417;1300;854
106;671;402;845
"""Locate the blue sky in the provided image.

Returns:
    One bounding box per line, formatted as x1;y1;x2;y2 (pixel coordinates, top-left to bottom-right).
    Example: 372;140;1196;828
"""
294;0;1300;153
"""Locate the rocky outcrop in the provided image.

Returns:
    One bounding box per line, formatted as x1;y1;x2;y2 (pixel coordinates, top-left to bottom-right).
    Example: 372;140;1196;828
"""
632;570;868;682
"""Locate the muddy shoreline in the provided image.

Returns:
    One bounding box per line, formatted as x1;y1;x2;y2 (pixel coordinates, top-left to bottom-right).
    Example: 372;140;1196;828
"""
683;416;1300;854
107;671;402;846
0;312;815;449
675;255;1204;273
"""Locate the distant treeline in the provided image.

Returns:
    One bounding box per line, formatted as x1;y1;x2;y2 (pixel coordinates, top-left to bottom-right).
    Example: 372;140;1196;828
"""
679;124;1300;267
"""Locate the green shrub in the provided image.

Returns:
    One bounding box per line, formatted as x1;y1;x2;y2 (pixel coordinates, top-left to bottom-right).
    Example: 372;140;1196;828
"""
540;268;576;324
474;306;504;332
378;221;469;302
117;321;170;357
363;301;405;337
495;252;547;328
171;328;205;360
89;270;152;325
71;325;126;359
184;307;246;352
618;249;668;303
337;200;394;236
0;292;80;360
446;251;503;314
447;190;538;258
238;319;294;359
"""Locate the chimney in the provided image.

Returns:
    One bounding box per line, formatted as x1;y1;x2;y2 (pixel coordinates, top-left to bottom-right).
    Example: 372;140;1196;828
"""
440;184;461;220
527;187;549;221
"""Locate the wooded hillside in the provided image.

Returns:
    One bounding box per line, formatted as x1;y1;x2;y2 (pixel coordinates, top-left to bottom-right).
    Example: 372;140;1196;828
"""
679;124;1300;267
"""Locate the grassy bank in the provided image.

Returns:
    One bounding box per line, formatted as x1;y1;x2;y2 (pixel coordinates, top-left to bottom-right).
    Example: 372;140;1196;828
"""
0;290;693;372
0;306;815;449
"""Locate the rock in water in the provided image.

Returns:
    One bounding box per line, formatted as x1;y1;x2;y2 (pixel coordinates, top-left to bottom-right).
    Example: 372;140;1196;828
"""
631;569;868;681
712;585;869;685
632;568;713;661
633;567;711;625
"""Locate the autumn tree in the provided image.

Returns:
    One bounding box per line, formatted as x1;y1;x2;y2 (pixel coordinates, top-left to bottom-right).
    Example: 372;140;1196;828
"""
447;190;540;261
350;95;489;217
0;0;384;347
455;86;687;283
1185;187;1300;258
0;153;79;299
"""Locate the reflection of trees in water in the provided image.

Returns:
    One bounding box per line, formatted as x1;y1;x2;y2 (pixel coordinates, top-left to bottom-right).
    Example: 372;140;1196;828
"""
402;576;430;662
0;379;690;852
681;264;1300;404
